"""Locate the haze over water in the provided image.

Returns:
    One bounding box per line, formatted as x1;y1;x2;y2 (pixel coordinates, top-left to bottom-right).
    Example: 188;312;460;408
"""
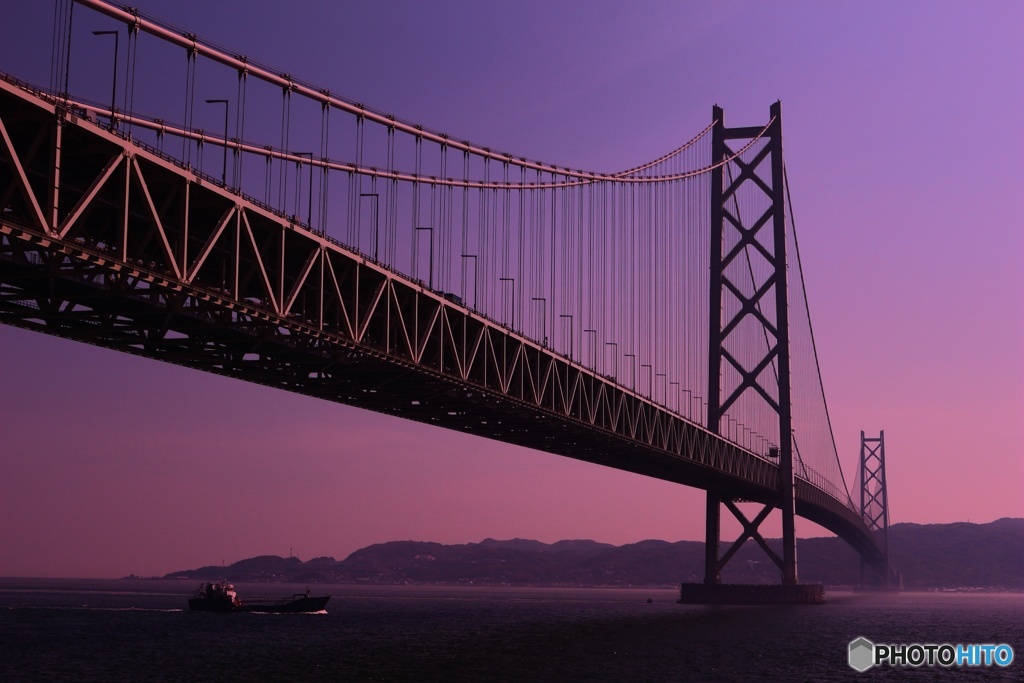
1;579;1022;681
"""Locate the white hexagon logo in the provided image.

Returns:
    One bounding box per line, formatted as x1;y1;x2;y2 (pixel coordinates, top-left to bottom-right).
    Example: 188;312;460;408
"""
848;637;875;672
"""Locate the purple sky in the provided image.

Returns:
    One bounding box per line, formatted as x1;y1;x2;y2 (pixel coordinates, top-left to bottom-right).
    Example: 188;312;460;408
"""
1;1;1021;578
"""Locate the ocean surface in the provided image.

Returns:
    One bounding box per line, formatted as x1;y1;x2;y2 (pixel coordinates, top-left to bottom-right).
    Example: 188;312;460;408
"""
0;579;1021;681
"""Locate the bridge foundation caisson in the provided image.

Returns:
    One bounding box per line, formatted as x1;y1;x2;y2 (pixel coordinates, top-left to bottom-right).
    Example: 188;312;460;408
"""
680;102;820;605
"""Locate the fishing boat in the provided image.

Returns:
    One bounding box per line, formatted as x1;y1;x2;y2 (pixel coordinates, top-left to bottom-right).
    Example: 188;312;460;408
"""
188;581;330;613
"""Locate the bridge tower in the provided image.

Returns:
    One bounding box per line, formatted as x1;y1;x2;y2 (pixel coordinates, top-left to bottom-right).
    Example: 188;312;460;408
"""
704;101;799;587
859;431;894;587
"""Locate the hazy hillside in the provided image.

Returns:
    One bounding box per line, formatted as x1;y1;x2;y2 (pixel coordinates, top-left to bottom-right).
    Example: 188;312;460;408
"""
163;518;1023;589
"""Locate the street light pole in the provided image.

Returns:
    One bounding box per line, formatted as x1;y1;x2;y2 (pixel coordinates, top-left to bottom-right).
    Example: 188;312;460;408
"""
584;329;597;370
295;152;315;226
460;255;477;308
605;342;618;380
559;314;573;359
92;30;119;131
360;193;380;259
531;297;546;345
499;278;515;329
415;227;434;288
205;99;230;185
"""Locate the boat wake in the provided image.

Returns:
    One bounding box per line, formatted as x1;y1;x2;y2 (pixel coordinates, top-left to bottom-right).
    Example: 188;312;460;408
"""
9;606;184;612
245;609;329;615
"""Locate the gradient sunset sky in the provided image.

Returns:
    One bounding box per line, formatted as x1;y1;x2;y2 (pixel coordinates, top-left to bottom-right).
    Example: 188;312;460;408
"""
1;0;1021;578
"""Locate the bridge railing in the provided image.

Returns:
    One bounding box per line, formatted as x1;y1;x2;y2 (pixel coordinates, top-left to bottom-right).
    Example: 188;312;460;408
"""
798;465;857;514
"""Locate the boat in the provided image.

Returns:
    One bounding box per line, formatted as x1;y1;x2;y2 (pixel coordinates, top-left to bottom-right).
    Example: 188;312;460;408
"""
188;581;330;613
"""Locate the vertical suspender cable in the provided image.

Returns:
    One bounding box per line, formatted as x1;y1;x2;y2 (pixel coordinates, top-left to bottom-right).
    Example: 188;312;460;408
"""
123;21;138;138
319;100;330;234
388;126;398;265
278;85;290;212
182;45;195;166
236;68;247;191
62;1;75;99
51;0;62;93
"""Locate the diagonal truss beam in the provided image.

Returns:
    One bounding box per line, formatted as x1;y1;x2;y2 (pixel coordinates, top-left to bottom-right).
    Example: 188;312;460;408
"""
717;498;785;574
57;151;124;239
0;114;48;232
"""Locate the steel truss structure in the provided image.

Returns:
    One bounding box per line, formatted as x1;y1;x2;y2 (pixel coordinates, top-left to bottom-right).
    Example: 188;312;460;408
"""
705;102;801;585
859;431;897;586
0;74;887;574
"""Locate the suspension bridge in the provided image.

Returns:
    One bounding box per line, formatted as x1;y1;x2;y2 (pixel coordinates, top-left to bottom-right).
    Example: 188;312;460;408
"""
0;0;896;598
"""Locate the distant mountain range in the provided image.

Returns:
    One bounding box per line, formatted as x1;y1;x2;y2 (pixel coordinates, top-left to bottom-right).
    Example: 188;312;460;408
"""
163;518;1023;589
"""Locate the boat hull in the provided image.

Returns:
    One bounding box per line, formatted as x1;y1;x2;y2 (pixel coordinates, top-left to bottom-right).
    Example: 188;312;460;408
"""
188;595;330;613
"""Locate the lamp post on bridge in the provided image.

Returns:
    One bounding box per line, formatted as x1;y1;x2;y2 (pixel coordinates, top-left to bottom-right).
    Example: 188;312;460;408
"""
204;99;230;186
531;297;546;345
559;314;573;359
461;255;477;308
605;342;618;380
415;227;434;288
584;329;597;371
641;364;652;399
295;152;314;228
92;30;119;131
624;353;636;391
361;193;380;260
499;277;515;329
656;373;667;406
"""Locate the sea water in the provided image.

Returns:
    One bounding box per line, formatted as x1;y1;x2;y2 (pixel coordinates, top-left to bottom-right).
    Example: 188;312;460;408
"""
1;578;1021;681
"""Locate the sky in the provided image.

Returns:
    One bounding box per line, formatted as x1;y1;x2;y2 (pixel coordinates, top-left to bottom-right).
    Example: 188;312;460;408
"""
1;0;1021;578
